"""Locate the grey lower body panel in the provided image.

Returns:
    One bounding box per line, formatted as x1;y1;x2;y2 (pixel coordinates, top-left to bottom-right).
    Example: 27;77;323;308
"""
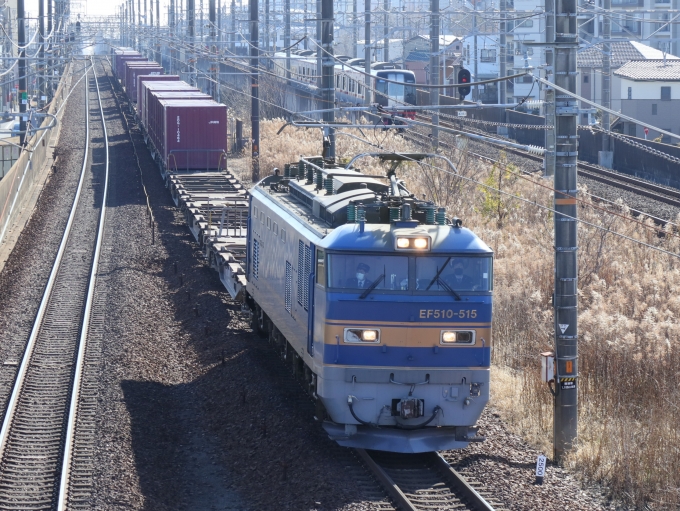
322;422;471;453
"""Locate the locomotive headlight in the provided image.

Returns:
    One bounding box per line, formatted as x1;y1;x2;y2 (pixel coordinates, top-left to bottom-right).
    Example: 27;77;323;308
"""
440;330;476;345
413;238;428;249
344;328;381;343
395;236;430;251
361;330;378;342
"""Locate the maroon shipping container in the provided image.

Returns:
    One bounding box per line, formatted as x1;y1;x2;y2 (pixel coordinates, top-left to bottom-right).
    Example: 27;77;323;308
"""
147;91;212;145
113;51;137;77
122;60;154;87
136;75;180;113
151;99;228;171
125;64;163;99
115;54;144;79
140;81;197;128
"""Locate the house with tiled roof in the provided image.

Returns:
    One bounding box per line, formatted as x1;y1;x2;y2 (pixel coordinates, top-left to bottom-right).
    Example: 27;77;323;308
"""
614;59;680;141
577;41;678;120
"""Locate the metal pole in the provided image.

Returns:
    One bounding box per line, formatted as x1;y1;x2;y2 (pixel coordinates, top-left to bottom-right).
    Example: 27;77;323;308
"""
601;0;611;161
316;0;321;88
430;0;439;147
265;0;270;52
353;0;357;58
131;0;136;50
218;0;221;45
39;0;44;108
47;0;52;98
499;0;506;114
473;1;477;101
321;0;335;158
18;0;26;146
383;0;388;62
138;0;141;51
552;0;579;464
210;0;216;98
188;0;195;84
250;0;260;182
231;0;236;53
285;0;290;80
364;0;371;104
544;0;555;177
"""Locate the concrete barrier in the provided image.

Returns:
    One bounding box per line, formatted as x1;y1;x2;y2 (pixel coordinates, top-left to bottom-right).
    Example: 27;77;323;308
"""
0;63;73;268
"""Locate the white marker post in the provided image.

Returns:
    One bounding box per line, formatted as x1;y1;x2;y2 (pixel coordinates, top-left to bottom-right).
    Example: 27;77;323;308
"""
535;454;547;485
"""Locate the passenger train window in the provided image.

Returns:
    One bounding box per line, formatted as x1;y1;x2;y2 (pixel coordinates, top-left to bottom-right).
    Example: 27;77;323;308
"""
281;229;286;243
260;212;264;223
316;249;326;287
273;222;279;235
267;216;271;229
415;256;492;292
328;254;408;291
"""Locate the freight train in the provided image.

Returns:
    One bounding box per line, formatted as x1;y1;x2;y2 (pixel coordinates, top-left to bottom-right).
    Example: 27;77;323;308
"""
113;48;493;453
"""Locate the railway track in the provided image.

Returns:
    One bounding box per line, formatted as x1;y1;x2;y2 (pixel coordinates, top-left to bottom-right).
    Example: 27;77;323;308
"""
0;59;110;510
410;113;680;210
357;449;500;511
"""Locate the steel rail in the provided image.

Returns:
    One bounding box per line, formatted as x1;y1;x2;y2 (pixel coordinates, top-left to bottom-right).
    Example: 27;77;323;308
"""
357;449;496;511
0;66;92;461
57;57;110;510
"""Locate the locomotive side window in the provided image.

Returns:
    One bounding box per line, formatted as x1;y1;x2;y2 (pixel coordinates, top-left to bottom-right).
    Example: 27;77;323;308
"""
316;249;326;287
415;256;492;292
328;254;408;291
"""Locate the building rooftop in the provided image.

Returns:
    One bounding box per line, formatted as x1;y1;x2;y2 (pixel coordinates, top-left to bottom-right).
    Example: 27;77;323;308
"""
578;41;679;68
614;59;680;81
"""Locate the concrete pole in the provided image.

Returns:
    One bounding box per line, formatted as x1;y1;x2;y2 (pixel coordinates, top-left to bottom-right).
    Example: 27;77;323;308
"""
138;0;141;51
321;0;335;158
18;0;26;146
552;0;579;464
47;0;52;98
285;0;290;79
430;0;439;147
364;0;371;104
188;0;195;84
131;0;136;50
250;0;260;182
601;0;611;164
210;0;216;98
544;0;555;177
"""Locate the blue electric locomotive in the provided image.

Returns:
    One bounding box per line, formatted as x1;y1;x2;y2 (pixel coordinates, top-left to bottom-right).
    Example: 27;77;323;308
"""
246;153;493;453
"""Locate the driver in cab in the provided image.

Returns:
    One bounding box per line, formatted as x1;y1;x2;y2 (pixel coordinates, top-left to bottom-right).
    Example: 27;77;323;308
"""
346;263;373;289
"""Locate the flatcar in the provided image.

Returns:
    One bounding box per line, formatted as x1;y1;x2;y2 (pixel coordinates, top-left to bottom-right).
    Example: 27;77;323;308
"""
246;155;492;453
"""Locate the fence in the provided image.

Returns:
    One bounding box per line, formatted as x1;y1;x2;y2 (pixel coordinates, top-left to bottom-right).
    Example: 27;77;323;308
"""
0;63;72;248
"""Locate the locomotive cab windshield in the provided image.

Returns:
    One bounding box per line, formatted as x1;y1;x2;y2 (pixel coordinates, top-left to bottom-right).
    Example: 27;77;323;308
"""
327;253;492;294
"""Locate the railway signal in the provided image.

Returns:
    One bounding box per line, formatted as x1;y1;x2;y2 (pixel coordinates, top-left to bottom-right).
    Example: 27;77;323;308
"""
458;68;471;100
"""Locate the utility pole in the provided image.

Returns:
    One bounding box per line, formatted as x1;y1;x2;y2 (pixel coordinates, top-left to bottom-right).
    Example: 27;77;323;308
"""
552;0;579;464
188;0;195;84
156;0;161;64
138;0;141;51
231;0;236;53
472;0;477;101
383;0;388;62
210;0;216;99
131;0;136;50
321;0;335;158
600;0;612;167
18;0;26;146
544;0;555;177
285;0;290;80
430;0;439;147
353;0;357;58
364;0;371;104
250;0;260;182
316;0;322;88
499;0;506;130
39;0;44;108
265;0;270;52
47;0;52;99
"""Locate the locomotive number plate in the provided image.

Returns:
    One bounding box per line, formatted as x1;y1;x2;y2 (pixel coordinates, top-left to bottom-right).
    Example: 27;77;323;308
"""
419;309;477;319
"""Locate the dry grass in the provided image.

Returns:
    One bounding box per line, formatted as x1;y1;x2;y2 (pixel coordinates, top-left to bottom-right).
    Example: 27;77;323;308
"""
243;121;680;508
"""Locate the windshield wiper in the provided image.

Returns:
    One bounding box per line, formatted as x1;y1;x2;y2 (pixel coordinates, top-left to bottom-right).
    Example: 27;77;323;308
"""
426;256;452;291
359;274;385;299
436;276;462;301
